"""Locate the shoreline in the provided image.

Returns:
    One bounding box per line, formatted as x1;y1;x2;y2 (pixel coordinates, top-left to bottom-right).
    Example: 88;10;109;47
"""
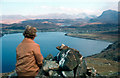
65;34;112;43
0;31;65;38
1;31;116;43
65;33;118;43
1;30;118;43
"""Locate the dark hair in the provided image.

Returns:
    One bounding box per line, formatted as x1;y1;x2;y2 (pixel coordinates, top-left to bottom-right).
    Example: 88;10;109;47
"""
23;25;37;39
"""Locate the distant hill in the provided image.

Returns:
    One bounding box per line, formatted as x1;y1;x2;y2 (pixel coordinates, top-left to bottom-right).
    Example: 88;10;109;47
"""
90;10;118;24
1;19;87;32
0;13;95;24
0;15;28;20
63;23;118;33
0;15;28;24
87;41;120;62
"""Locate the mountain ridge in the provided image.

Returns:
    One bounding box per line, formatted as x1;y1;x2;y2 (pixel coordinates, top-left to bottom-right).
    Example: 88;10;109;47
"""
0;13;96;24
89;10;118;24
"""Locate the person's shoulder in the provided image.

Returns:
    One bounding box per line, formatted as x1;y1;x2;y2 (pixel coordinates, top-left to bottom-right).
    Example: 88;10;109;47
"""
33;42;40;47
16;43;22;49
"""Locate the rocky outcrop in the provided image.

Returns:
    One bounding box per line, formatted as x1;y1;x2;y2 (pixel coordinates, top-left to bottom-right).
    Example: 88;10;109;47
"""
37;44;97;78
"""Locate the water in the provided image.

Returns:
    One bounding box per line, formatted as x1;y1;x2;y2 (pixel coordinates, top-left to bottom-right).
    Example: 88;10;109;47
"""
1;32;111;73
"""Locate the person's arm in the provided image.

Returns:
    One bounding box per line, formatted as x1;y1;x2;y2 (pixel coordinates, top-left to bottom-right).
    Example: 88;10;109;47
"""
33;44;44;67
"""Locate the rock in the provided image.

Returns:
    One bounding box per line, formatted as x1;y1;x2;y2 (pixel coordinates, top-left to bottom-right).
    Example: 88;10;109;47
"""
56;44;83;70
43;60;59;72
37;67;49;77
52;56;57;61
62;70;74;77
75;60;87;77
87;67;97;76
44;54;54;60
48;70;60;77
8;70;17;76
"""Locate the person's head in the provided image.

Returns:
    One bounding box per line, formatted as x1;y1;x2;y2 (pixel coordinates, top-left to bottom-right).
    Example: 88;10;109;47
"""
23;25;37;40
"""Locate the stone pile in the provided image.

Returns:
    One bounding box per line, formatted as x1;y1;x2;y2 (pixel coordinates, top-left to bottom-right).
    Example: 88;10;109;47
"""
38;44;97;78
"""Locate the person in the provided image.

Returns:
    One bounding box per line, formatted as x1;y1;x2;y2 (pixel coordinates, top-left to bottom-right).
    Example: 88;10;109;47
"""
16;25;43;77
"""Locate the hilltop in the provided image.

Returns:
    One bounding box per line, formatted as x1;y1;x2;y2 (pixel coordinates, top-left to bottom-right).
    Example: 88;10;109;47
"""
89;10;118;24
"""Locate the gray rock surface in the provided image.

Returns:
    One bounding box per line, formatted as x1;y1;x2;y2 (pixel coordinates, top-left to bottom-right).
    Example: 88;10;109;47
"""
76;60;87;77
56;44;83;71
43;60;59;72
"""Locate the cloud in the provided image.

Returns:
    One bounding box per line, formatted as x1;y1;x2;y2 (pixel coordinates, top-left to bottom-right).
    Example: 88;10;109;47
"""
1;0;118;15
38;6;101;15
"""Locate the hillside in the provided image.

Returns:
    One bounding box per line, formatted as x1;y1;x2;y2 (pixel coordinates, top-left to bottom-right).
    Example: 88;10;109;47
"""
84;41;120;76
87;41;120;62
90;10;118;24
1;18;87;33
64;24;118;32
84;57;120;76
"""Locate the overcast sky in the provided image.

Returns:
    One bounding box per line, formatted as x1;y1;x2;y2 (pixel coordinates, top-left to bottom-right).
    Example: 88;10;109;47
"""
0;0;119;16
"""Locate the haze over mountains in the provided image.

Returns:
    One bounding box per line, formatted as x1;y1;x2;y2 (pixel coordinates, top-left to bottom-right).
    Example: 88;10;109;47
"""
0;9;118;25
1;12;96;24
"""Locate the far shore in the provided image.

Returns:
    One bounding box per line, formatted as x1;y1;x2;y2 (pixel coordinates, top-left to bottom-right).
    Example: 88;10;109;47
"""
65;33;118;43
1;30;118;43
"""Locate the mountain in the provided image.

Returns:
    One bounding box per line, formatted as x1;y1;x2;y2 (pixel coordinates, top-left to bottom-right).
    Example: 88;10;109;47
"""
0;13;96;24
0;15;28;24
0;15;28;20
90;10;118;24
87;41;120;62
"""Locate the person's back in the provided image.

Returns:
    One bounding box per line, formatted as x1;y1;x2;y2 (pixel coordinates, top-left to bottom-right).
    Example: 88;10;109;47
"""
16;25;43;76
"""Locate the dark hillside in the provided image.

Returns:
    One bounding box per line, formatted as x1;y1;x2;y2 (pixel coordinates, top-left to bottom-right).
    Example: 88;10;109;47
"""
87;41;120;62
90;10;118;24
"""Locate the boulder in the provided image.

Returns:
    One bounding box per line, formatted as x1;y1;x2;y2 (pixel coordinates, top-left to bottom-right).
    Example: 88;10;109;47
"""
43;60;59;72
56;44;83;70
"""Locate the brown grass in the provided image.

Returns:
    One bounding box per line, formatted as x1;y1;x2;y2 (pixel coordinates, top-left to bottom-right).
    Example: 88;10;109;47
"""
84;57;119;76
66;33;118;42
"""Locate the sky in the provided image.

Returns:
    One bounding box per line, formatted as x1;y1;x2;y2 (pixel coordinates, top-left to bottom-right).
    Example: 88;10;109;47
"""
0;0;119;16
